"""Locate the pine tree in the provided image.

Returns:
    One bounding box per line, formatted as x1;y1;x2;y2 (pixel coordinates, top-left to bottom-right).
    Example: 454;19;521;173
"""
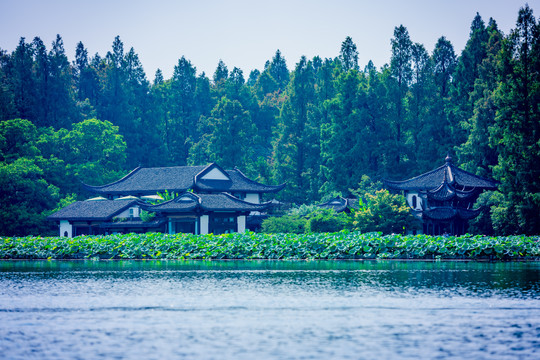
490;5;540;234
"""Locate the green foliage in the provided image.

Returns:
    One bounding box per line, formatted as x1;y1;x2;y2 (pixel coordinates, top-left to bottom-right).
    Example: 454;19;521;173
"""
0;158;57;236
489;4;540;235
306;209;351;233
261;215;307;234
1;232;538;260
1;6;539;236
352;189;418;235
263;206;351;234
59;118;127;185
139;210;156;222
287;204;320;216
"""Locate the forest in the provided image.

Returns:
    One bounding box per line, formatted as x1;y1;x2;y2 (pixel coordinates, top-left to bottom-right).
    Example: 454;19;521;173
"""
0;5;539;236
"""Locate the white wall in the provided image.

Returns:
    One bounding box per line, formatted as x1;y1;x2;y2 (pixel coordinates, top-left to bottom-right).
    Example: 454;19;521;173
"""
244;193;260;204
201;168;229;180
200;215;209;234
406;192;422;210
60;220;72;238
116;206;140;218
237;215;246;233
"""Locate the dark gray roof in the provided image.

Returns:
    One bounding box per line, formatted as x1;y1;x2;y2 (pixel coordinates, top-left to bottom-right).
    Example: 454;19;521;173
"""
200;193;269;211
83;163;285;195
47;200;138;221
144;192;270;213
317;196;350;213
423;207;482;221
100;219;166;229
82;166;207;195
194;168;285;193
384;157;498;191
143;193;199;213
425;180;479;201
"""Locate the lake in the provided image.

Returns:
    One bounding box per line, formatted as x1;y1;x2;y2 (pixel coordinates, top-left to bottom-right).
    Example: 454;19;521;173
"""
0;260;539;359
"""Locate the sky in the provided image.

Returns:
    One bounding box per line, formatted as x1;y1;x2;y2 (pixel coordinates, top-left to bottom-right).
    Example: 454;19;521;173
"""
1;0;538;81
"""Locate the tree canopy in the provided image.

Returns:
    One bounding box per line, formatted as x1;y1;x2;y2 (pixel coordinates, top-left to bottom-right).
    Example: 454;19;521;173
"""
1;5;539;235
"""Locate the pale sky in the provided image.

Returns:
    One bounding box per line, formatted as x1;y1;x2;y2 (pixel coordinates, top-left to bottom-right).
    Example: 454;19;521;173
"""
1;0;537;81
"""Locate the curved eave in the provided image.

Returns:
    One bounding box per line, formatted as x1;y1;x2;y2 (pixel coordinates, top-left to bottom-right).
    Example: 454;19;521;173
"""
141;199;199;213
423;207;482;221
230;168;287;193
383;164;448;191
82;186;192;196
81;167;142;193
449;164;499;190
46;200;140;222
200;193;272;212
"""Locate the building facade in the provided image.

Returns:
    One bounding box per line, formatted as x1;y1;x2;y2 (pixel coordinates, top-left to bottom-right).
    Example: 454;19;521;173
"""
384;156;498;236
48;163;284;237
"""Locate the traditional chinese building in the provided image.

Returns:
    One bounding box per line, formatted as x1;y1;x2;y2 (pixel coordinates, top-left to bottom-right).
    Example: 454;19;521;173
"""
48;163;284;237
317;196;356;213
383;156;498;236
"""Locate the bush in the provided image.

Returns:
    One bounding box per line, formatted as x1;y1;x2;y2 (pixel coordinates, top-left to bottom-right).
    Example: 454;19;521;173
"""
262;207;351;234
307;209;351;233
352;189;418;234
261;215;307;233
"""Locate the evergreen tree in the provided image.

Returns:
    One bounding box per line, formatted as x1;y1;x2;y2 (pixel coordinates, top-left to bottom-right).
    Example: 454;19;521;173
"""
490;5;540;234
47;34;77;128
272;56;316;202
153;68;164;85
191;98;256;169
268;50;289;90
169;56;198;165
0;49;16;120
388;25;413;175
339;36;359;71
9;38;37;122
451;13;489;145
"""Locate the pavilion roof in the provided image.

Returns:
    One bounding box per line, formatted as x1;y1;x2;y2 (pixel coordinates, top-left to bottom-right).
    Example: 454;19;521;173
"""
317;196;351;213
384;156;498;192
422;207;482;221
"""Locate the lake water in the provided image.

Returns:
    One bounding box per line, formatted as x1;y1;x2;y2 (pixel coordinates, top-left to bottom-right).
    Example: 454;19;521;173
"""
0;260;539;359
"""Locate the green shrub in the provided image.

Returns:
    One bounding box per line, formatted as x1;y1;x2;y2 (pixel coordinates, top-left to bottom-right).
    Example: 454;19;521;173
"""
352;189;418;234
307;209;351;233
261;215;307;233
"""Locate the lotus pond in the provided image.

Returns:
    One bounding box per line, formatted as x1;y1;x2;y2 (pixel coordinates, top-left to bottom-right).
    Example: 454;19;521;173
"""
1;231;539;260
0;260;539;359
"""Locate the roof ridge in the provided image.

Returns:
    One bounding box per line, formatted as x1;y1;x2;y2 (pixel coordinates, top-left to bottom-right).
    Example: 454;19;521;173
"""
384;163;448;185
228;168;286;189
449;164;499;186
194;163;231;183
82;166;142;190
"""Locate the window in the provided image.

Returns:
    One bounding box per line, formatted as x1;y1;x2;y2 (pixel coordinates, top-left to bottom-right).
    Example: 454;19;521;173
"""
412;195;417;209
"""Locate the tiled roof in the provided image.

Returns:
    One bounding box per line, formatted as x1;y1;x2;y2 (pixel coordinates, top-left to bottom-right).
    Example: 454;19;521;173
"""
143;193;199;212
47;200;138;221
194;167;285;193
100;219;166;229
144;192;270;213
82;166;206;195
384;157;498;191
423;207;482;221
83;163;285;195
200;193;269;211
425;180;479;201
317;196;350;213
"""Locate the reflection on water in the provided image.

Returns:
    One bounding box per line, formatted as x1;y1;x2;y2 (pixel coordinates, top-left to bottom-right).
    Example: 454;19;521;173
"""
1;260;539;359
